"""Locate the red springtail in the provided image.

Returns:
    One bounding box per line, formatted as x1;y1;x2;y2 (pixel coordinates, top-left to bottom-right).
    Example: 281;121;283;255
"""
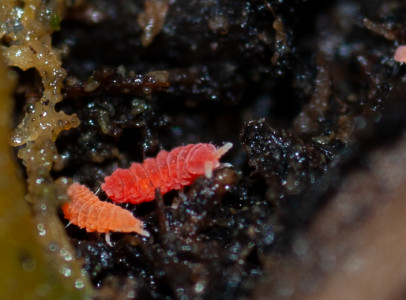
101;143;233;204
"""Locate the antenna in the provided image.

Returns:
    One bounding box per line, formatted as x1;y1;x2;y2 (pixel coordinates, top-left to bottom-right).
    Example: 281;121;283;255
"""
215;142;233;158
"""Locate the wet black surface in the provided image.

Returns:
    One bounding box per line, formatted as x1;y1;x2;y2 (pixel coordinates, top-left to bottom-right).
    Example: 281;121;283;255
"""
49;0;406;298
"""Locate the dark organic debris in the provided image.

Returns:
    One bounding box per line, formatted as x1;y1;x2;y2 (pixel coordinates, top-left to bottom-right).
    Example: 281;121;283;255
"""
11;0;406;299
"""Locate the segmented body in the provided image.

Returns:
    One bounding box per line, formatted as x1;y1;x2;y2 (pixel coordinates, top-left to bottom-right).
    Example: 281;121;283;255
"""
101;142;232;204
62;182;149;236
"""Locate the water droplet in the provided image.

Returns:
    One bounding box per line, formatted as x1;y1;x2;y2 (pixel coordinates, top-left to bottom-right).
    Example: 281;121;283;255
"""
142;86;151;95
194;282;204;293
75;279;85;289
49;242;58;252
11;135;22;145
60;265;72;277
60;248;73;261
37;223;46;236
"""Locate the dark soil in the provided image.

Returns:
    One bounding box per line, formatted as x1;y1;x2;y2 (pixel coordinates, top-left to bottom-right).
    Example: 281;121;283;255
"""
39;0;406;298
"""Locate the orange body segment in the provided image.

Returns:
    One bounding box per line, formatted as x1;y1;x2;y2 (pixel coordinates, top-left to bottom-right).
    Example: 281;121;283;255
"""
62;183;149;236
